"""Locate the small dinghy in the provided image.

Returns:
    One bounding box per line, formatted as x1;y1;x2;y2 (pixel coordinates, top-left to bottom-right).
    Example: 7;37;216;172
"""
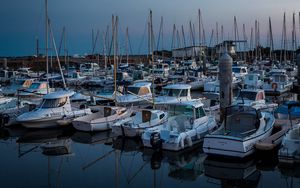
112;109;168;137
203;105;275;158
72;106;131;132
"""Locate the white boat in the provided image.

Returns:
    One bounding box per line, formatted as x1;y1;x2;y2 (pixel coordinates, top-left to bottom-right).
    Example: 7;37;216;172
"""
65;71;86;85
278;123;300;164
0;97;30;126
18;81;53;98
116;82;153;105
142;100;217;151
263;70;293;95
154;84;192;105
72;106;131;132
112;109;168;137
232;66;248;79
0;70;18;83
233;89;278;112
203;105;275;158
16;90;92;128
203;74;242;100
243;73;263;89
2;78;34;96
80;62;100;76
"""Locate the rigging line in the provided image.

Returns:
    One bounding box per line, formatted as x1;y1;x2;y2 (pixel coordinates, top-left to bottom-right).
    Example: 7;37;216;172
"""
81;149;115;171
138;17;148;55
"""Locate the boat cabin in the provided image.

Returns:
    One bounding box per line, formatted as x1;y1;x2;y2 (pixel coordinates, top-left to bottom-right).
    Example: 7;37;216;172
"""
126;82;152;96
244;73;263;89
162;84;191;98
236;89;265;104
232;66;248;78
38;90;74;110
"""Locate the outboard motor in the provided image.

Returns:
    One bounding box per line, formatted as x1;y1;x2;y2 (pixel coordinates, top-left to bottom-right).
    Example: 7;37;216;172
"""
0;114;10;127
150;132;162;151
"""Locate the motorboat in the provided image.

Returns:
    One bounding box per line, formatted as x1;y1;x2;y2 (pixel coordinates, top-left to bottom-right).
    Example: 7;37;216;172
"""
243;73;263;89
203;105;275;158
116;82;153;105
1;78;34;96
232;66;248;79
278;123;300;164
72;106;131;132
16;90;92;128
154;84;192;105
65;71;86;86
18;81;53;99
203;74;242;100
275;101;300;119
112;109;167;137
233;89;278;112
0;97;30;127
142;100;217;151
263;71;293;95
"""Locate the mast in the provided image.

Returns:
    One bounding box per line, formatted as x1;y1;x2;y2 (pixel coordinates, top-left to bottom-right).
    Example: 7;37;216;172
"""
112;15;117;102
198;9;201;45
269;17;274;60
242;24;247;61
250;27;253;60
149;9;155;109
126;27;129;65
255;20;258;60
292;12;297;64
171;24;176;50
181;25;187;58
45;0;49;93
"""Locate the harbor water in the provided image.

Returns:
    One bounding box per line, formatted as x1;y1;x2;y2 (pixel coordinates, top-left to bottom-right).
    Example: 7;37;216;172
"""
0;92;299;188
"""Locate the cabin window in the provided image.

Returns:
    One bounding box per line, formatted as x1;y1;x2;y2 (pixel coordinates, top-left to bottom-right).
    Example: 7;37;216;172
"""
30;83;40;89
248;75;254;81
232;68;240;73
164;89;181;97
8;72;14;78
238;91;256;101
127;87;140;95
180;89;188;97
168;105;193;117
195;107;206;119
0;71;6;77
159;113;165;119
41;97;67;108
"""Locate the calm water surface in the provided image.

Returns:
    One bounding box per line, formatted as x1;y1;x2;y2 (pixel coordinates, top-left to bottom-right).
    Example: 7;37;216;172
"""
0;92;299;188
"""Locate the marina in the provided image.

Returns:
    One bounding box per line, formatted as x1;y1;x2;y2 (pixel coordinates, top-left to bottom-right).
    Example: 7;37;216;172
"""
1;0;300;187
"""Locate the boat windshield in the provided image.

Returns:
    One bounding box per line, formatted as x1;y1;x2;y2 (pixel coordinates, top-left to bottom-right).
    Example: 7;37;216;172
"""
237;91;257;101
168;104;194;117
162;89;181;97
29;83;40;89
41;97;67;108
127;87;140;95
232;67;241;73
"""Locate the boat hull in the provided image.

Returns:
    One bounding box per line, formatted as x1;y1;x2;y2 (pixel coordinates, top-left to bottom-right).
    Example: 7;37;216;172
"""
203;127;273;158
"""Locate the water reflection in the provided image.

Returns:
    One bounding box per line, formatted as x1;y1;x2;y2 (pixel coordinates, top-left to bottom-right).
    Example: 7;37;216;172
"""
72;130;114;145
204;157;261;187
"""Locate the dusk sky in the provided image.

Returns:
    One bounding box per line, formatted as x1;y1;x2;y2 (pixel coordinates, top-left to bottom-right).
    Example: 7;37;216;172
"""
0;0;299;56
